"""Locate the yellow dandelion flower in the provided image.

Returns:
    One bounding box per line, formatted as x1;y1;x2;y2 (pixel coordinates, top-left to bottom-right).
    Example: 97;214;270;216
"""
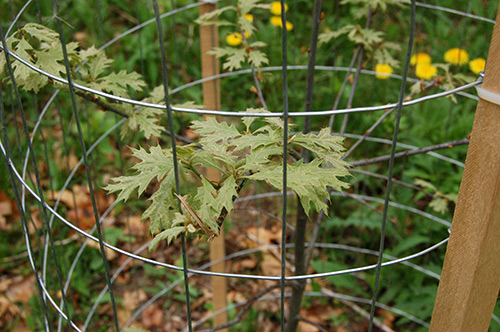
243;14;254;22
469;58;485;75
270;16;293;31
270;1;288;15
226;32;250;46
410;52;431;66
375;63;393;80
415;63;437;80
444;48;469;65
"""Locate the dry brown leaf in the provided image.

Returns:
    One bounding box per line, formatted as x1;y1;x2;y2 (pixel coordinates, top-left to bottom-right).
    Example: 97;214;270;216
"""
141;303;164;327
247;226;281;245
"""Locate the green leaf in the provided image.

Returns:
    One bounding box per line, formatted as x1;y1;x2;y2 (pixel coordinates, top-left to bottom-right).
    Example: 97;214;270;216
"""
248;50;268;68
98;70;146;97
189;150;225;173
318;25;353;45
249;41;267;48
195;6;236;24
292;128;350;170
223;48;246;71
87;50;113;79
142;171;177;234
207;47;237;58
239;0;260;15
414;178;437;192
104;145;173;202
35;47;66;76
216;175;238;214
22;23;59;43
241;145;283;173
131;108;164;139
241;107;266;131
246;159;350;216
429;197;448;214
11;38;35;82
347;26;384;50
230;132;278;151
195;177;220;231
149;226;186;250
238;16;255;36
191;117;241;145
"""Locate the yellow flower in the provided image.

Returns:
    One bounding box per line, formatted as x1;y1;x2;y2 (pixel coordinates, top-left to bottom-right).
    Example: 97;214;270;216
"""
226;32;250;46
270;1;288;15
415;63;437;80
243;14;254;22
375;63;393;80
444;48;469;65
469;58;485;75
270;16;293;31
410;52;431;66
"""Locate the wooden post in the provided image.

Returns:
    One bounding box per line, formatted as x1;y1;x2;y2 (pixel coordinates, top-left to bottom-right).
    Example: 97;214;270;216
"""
199;2;227;331
429;4;500;331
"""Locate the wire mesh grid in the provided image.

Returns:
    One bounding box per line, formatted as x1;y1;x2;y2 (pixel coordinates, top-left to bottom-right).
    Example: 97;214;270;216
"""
1;0;499;331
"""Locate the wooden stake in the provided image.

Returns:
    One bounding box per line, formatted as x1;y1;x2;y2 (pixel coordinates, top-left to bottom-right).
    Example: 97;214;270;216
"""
429;4;500;331
199;2;227;331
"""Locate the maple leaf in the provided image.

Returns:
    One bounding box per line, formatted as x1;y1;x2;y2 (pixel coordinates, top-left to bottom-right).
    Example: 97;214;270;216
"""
195;6;237;24
34;48;66;76
238;16;255;36
240;145;283;173
98;70;146;97
239;0;260;14
246;160;350;216
223;48;247;71
149;226;186;250
248;50;268;68
291;128;350;170
104;145;174;203
191;117;241;145
22;23;59;44
142;171;177;234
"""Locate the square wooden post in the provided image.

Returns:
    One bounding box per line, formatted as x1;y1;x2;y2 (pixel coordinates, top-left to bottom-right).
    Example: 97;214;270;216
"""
429;3;500;331
199;2;228;331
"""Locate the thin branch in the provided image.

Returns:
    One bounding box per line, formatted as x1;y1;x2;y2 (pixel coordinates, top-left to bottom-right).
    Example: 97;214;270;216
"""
74;90;195;145
350;138;469;167
298;317;327;332
342;79;438;159
196;284;283;332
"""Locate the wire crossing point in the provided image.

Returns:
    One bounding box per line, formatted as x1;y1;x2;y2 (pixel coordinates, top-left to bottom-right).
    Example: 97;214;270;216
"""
430;2;500;331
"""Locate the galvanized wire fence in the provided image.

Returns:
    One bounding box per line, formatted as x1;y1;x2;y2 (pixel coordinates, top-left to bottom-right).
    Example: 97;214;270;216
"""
1;0;499;331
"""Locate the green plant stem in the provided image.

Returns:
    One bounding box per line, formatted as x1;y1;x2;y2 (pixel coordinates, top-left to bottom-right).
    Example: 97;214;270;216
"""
285;1;323;331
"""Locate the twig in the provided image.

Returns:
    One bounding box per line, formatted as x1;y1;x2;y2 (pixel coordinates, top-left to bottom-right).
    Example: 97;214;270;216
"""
329;292;396;332
74;90;196;145
196;284;283;332
342;79;438;159
350;138;469;167
298;317;327;332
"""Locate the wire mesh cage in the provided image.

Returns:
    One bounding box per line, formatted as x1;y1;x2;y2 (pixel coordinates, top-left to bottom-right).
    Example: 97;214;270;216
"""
1;0;500;331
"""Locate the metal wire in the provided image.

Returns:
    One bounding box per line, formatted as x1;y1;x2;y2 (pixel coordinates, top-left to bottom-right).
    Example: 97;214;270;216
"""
2;0;499;331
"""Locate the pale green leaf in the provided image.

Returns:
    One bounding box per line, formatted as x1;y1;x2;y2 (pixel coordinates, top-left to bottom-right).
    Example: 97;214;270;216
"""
11;38;35;82
238;16;255;36
414;178;437;192
249;41;267;48
35;48;66;75
239;0;260;15
207;47;237;58
142;172;177;234
318;25;353;45
248;50;268;68
191;117;241;144
223;48;246;71
189;150;225;173
173;101;204;109
230;133;278;151
88;50;113;79
216;175;238;214
149;226;186;250
195;6;236;24
347;26;384;49
241;107;266;131
17;73;48;92
246;160;350;216
22;23;59;43
292;128;350;170
104;145;173;202
79;45;101;61
98;70;146;97
195;177;220;231
240;145;283;173
429;198;448;214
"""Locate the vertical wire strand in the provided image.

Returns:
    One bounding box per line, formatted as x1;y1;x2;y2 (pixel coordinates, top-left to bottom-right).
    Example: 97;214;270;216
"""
367;1;416;331
151;1;193;331
49;0;121;330
0;16;75;332
0;79;52;332
280;0;289;330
